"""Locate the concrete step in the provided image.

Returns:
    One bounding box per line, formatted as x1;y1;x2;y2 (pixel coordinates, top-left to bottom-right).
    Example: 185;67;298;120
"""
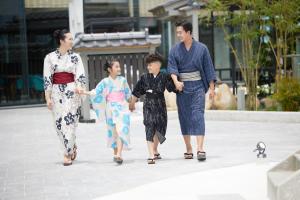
294;153;300;169
268;171;295;187
267;150;300;200
267;171;295;200
271;151;300;171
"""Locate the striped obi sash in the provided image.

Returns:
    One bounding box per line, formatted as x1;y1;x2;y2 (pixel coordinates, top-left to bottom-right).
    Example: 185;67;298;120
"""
179;71;201;81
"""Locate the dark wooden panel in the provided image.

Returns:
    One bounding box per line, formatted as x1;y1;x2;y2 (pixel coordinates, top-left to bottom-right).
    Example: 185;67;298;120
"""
137;53;145;79
95;56;101;85
131;54;138;89
88;55;95;89
88;53;148;91
120;54;126;76
124;54;132;88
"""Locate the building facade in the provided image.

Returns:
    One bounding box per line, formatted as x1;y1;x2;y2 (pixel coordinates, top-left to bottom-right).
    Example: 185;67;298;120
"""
0;0;166;107
149;0;247;93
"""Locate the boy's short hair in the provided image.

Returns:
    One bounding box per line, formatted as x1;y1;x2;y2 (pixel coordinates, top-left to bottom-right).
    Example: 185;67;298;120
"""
145;53;164;65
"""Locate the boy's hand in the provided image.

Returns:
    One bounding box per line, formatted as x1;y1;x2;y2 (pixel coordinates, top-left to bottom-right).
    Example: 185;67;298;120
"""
129;102;135;112
175;81;184;92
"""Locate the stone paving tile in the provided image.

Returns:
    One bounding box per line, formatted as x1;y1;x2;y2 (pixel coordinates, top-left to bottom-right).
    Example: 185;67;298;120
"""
0;107;300;199
197;194;246;200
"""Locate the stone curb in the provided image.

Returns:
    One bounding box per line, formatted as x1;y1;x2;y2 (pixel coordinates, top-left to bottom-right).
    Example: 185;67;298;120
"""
167;110;300;123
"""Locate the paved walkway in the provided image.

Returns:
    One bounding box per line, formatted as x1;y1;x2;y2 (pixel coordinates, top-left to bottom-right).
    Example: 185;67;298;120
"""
0;107;299;200
95;162;274;200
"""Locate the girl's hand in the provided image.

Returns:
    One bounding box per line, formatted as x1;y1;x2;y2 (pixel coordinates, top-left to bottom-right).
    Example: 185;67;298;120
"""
81;91;90;95
75;87;84;94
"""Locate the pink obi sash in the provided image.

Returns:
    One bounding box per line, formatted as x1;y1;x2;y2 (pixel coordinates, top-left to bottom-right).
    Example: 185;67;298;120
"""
106;92;125;102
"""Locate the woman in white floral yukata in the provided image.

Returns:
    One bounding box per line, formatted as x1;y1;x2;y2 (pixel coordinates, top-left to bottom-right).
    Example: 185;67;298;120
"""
43;29;86;166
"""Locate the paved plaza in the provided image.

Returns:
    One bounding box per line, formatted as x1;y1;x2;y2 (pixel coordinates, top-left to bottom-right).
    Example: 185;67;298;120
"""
0;107;299;200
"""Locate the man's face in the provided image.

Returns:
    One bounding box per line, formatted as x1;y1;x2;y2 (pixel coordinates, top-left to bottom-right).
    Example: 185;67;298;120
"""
176;26;191;42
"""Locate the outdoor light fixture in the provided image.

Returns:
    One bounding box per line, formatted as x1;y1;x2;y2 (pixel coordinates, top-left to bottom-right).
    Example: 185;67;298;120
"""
188;0;206;9
254;142;267;158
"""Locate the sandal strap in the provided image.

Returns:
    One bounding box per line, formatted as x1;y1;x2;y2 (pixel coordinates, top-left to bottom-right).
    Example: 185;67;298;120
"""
147;158;155;164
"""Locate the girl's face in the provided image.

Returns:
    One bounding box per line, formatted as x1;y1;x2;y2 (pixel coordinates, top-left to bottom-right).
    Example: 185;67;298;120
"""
147;61;161;75
108;61;121;76
60;33;73;49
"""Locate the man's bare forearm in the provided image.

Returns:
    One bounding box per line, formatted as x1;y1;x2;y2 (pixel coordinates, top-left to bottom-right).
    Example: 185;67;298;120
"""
171;74;178;83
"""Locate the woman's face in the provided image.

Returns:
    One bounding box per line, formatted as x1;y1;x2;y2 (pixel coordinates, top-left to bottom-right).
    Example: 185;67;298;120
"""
108;61;121;76
60;33;73;49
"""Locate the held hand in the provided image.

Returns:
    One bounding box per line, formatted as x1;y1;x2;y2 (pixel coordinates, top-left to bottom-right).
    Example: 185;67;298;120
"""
209;88;215;100
75;87;89;95
129;102;135;112
175;81;184;92
46;99;53;110
75;87;84;94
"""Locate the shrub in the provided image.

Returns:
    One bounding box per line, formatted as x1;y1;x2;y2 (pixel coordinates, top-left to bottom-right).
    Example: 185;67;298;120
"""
273;78;300;111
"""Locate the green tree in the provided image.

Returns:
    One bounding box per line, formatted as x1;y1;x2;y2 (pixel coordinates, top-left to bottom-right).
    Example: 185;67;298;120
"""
262;0;300;83
205;0;300;110
206;0;267;110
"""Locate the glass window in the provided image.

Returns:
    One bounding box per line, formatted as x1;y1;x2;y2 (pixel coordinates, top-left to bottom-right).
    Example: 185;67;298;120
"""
199;23;214;63
26;7;69;104
84;0;132;33
0;1;69;106
214;26;231;80
0;0;29;106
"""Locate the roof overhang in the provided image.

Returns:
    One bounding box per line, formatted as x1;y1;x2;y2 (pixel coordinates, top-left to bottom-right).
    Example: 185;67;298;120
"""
73;29;161;54
149;0;208;20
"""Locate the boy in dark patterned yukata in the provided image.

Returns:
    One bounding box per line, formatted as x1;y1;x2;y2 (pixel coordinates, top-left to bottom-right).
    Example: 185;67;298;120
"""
129;54;176;164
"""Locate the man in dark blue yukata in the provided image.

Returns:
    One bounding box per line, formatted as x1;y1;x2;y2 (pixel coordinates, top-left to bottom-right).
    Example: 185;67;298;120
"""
167;21;216;161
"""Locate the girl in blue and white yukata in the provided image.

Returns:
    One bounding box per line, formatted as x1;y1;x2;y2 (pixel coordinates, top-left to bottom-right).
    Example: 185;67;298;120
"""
82;60;132;165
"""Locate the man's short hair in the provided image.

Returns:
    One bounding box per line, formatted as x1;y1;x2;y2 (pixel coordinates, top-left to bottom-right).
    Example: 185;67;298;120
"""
145;53;164;65
175;21;193;34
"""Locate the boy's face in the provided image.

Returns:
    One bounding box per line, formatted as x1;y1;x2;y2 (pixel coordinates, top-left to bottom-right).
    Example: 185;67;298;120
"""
147;61;161;75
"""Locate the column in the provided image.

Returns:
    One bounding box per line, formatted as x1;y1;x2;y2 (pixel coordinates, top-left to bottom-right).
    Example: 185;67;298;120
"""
69;0;84;37
192;10;199;41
